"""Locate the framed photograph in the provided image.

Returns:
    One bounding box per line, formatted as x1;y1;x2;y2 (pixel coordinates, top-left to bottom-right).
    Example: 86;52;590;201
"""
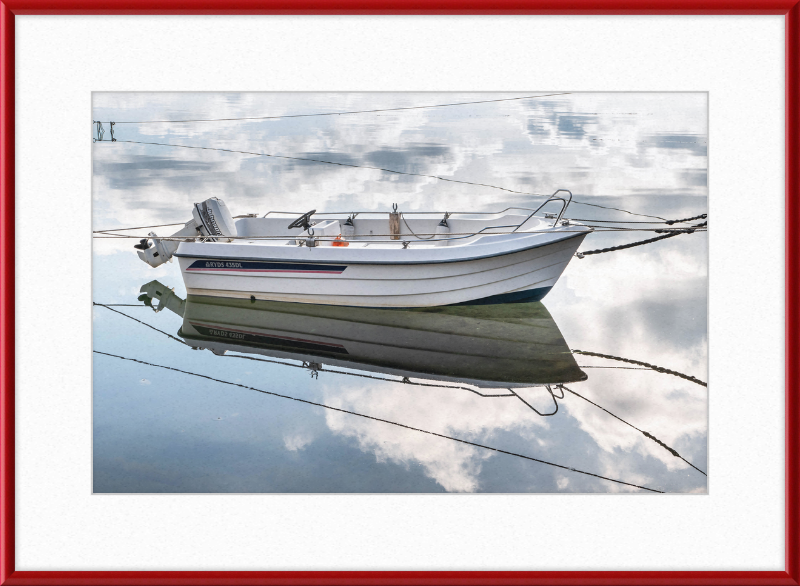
1;3;798;585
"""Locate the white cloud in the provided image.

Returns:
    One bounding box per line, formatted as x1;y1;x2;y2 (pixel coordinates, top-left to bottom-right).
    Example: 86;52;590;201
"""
320;380;551;492
283;433;314;452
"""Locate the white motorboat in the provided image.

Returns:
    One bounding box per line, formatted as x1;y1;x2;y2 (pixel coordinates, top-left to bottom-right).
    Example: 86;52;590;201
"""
139;280;587;390
135;190;591;308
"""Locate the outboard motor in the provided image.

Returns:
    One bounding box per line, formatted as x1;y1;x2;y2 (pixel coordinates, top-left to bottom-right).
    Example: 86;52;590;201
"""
136;197;238;268
191;198;238;242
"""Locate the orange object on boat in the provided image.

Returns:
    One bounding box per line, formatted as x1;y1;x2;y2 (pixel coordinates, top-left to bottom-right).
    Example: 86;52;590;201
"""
331;234;349;247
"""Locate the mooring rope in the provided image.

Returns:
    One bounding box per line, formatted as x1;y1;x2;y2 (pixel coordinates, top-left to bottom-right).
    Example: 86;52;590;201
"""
562;385;706;476
569;200;666;220
568;214;705;225
575;222;706;258
93;349;663;492
572;350;707;387
665;213;707;225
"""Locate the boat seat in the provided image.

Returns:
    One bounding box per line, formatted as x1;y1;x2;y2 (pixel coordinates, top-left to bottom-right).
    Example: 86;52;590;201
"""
314;220;343;245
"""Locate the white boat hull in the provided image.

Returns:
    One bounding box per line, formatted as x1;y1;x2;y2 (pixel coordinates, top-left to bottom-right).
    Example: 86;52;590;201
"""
175;230;588;307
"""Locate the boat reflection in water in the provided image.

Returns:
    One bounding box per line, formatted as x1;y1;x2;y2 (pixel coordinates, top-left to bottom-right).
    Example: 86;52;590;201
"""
132;281;705;492
139;280;586;410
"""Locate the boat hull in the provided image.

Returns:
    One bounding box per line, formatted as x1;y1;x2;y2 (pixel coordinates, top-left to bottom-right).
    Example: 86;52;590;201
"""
176;231;588;308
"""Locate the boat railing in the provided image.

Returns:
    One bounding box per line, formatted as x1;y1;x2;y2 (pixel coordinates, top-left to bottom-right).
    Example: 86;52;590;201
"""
512;189;573;232
263;207;539;217
261;190;574;220
434;224;521;244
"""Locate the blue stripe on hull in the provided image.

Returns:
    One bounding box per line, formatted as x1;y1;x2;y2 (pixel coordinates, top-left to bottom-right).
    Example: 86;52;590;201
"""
186;259;347;274
448;286;553;306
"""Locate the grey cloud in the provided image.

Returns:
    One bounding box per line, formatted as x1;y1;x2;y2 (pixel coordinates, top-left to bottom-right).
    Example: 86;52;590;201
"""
526;120;550;138
681;169;708;187
643;133;707;157
364;143;451;171
557;114;599;138
93;155;226;191
526;105;599;141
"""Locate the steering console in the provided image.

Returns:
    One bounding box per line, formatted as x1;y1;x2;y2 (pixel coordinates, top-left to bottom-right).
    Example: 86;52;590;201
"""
287;210;316;231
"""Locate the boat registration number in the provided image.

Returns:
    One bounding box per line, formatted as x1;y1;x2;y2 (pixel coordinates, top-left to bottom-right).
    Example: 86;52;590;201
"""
207;328;245;340
204;261;243;269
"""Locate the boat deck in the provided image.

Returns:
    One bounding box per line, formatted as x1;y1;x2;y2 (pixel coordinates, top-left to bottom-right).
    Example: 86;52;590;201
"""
231;210;583;249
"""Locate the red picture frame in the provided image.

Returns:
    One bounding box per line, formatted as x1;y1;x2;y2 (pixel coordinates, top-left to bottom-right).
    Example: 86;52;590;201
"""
1;3;798;585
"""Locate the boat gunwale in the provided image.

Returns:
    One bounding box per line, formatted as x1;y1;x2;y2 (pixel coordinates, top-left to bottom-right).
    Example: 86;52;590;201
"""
174;230;588;266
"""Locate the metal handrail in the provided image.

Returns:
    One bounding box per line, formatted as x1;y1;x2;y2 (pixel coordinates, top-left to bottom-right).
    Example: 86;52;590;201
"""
291;223;528;247
432;224;522;244
512;189;574;232
263;205;544;218
262;190;575;232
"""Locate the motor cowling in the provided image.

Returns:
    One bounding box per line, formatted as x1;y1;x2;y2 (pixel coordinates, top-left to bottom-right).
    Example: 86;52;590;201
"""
192;198;238;242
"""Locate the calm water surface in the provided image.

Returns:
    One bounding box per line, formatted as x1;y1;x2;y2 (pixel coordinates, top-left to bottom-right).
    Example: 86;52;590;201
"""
92;93;708;493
